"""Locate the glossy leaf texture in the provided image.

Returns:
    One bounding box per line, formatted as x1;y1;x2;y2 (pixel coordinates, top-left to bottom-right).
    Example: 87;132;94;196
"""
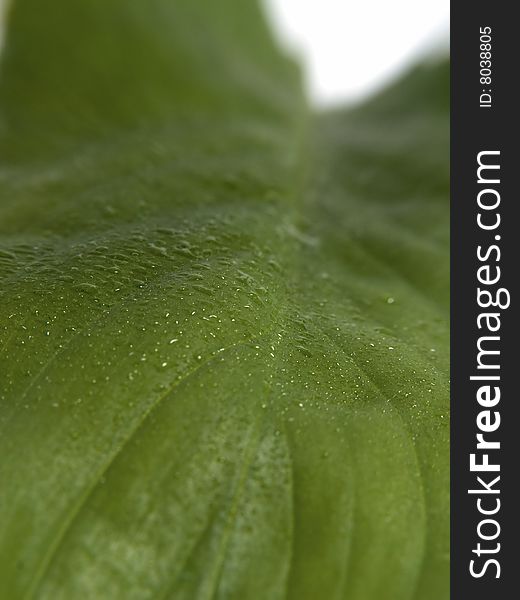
0;1;449;598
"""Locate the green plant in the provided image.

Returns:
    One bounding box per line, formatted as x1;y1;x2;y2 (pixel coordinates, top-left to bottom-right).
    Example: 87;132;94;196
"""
0;1;449;598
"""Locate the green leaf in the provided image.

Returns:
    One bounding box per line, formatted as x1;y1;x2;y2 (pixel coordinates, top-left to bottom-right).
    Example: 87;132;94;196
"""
0;1;449;599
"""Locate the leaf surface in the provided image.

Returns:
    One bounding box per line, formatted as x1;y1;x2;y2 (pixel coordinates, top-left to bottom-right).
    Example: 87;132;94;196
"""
0;1;449;599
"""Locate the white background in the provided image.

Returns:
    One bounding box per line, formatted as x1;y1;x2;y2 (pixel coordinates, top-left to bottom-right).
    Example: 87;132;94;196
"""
264;0;449;105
